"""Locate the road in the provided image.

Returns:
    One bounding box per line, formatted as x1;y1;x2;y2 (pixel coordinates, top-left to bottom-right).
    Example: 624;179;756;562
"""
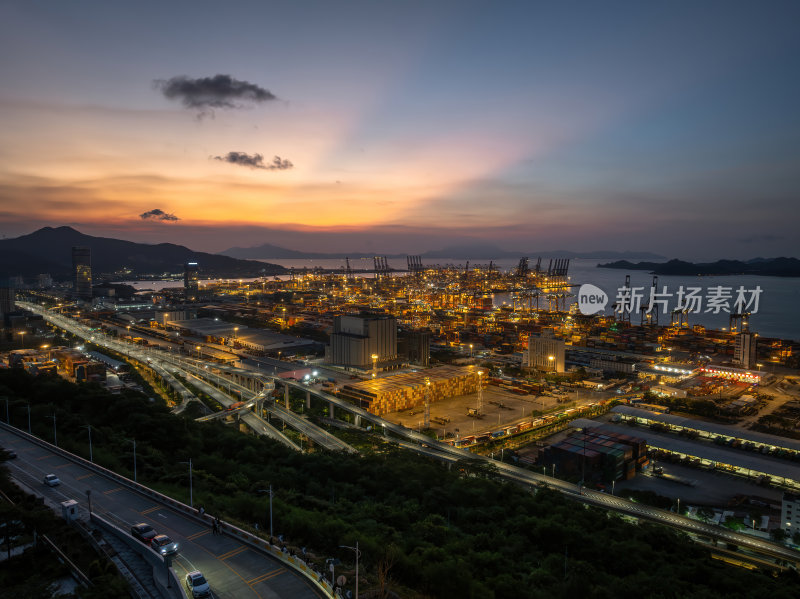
0;426;324;599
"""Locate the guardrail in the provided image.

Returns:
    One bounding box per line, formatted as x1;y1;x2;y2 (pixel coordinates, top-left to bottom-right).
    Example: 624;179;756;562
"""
90;512;187;599
0;421;336;598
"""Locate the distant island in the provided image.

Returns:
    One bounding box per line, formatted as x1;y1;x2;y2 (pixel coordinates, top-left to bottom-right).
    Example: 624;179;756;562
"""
222;241;665;261
597;257;800;277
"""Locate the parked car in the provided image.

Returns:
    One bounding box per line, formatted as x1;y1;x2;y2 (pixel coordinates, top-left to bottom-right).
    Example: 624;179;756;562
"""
152;534;179;556
43;473;60;487
1;448;16;459
130;523;157;544
185;570;211;598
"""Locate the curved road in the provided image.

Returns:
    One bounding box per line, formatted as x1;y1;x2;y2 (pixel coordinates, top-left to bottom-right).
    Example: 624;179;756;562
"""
0;425;325;599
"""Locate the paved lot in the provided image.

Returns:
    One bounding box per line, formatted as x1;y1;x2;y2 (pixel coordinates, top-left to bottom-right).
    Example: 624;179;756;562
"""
384;386;607;438
615;461;785;506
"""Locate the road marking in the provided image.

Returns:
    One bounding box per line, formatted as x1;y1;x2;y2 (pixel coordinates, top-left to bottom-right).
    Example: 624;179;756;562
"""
218;545;248;560
55;463;72;469
248;568;285;585
186;529;211;541
141;505;160;515
76;473;95;480
36;454;55;461
103;487;124;495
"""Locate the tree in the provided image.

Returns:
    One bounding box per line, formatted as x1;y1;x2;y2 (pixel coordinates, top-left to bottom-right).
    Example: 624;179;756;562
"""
771;528;787;542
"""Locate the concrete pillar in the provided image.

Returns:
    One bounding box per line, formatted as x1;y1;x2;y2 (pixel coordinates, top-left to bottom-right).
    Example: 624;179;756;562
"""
329;402;335;420
284;383;290;409
306;390;311;410
354;415;361;427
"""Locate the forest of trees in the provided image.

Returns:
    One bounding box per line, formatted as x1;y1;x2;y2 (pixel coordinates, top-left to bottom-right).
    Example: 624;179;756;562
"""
2;369;800;598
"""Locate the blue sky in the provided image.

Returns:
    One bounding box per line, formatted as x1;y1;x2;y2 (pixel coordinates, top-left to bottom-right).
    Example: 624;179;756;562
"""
0;1;798;257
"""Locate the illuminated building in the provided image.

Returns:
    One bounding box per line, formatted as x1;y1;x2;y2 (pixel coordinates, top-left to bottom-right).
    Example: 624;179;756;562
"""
327;314;398;370
72;246;92;300
526;329;565;373
734;331;757;370
184;261;199;299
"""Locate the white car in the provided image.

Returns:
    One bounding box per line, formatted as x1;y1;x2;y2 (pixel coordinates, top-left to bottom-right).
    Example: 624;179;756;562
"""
185;570;211;598
43;474;61;487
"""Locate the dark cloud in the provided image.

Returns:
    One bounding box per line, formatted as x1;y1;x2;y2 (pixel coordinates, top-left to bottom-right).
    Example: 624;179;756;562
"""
139;208;179;221
213;152;293;171
155;74;277;110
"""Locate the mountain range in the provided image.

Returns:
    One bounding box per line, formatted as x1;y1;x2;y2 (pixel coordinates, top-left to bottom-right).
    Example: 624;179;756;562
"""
221;241;666;261
0;227;286;279
597;257;800;277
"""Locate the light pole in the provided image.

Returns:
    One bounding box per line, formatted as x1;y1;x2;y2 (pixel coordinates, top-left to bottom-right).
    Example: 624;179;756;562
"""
25;402;31;434
48;412;57;446
83;424;93;462
258;486;273;539
1;397;8;424
180;459;193;507
126;439;137;482
477;371;483;414
469;343;473;357
371;354;378;378
339;541;361;599
548;355;554;372
18;331;26;348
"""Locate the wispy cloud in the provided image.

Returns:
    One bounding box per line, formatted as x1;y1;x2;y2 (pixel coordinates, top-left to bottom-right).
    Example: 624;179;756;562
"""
154;74;277;112
139;208;179;221
213;152;293;171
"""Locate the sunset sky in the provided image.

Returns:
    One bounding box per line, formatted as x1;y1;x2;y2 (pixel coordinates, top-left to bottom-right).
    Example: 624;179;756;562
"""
1;1;798;257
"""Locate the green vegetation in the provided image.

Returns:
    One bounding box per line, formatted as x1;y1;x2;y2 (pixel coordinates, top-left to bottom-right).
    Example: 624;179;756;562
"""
2;369;800;598
0;456;129;599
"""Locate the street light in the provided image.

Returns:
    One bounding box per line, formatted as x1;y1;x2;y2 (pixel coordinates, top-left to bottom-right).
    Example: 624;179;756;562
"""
180;458;193;507
18;331;26;348
126;438;137;482
339;541;361;599
47;412;57;446
469;343;473;357
371;354;378;378
82;424;93;462
477;371;483;414
548;355;555;372
258;486;273;539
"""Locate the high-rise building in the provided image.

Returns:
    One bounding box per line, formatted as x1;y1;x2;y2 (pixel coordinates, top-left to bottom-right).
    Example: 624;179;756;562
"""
734;332;757;370
526;329;565;372
398;329;431;367
72;246;92;300
0;278;15;321
184;262;199;299
327;314;398;370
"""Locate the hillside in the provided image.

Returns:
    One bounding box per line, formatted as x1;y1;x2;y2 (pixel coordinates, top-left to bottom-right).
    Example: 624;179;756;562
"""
0;227;286;279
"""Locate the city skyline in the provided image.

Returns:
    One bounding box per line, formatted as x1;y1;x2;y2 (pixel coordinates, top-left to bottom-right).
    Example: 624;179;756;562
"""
1;1;799;258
